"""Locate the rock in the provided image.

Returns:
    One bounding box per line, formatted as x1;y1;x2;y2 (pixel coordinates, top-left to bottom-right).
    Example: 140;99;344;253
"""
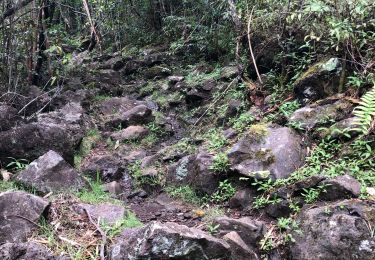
293;58;342;103
121;60;144;75
290;200;375;260
266;199;293;218
223;128;238;139
213;216;266;247
0;102;90;165
143;51;170;66
110;222;231;260
103;181;123;196
220;65;239;80
106;105;153;129
168;76;184;85
99;56;126;71
166;155;193;185
143;66;172;79
110;125;148;141
94;69;122;86
0;105;20;131
81;154;124;182
289;99;353;131
188;152;223;194
0;191;48;243
0;242;64;260
15;150;87;194
273;175;326;199
76;203;126;225
227;125;306;180
225;99;243;118
223;231;260;260
0;169;12;181
185;87;210;108
228;188;254;209
96;97;153;129
320;175;361;201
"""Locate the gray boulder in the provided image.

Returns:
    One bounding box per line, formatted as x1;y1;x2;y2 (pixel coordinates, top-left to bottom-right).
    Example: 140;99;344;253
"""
227;125;306;180
0;191;48;243
293;58;342;103
0;242;65;260
110;222;231;260
290;200;375;260
0;102;90;165
289;99;353;131
15;150;87;194
320;174;361;201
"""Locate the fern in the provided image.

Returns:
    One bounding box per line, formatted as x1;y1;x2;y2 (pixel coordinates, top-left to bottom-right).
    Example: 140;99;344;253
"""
353;85;375;134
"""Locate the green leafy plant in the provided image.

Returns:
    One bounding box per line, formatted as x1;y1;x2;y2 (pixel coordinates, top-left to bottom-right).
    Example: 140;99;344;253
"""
205;128;227;152
165;185;202;205
207;223;220;235
6;157;29;172
253;195;282;209
101;212;142;238
301;185;328;204
210;180;236;203
210;153;230;173
353;85;375;135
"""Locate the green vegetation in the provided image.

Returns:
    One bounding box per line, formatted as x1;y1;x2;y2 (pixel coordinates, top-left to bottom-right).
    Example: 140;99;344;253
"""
74;129;101;169
101;212;143;238
6;157;29;172
353;84;375;134
165;185;202;205
209;180;236;203
76;174;120;205
0;180;18;192
210;153;230;173
205;128;227;152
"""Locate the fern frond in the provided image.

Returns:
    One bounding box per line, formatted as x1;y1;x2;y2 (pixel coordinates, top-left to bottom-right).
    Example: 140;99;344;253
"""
353;85;375;135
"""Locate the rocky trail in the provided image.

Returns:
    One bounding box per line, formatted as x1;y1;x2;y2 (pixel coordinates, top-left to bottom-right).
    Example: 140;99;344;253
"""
0;47;374;260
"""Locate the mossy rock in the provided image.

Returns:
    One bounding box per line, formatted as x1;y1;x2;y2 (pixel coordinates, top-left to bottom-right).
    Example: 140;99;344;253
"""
294;58;342;103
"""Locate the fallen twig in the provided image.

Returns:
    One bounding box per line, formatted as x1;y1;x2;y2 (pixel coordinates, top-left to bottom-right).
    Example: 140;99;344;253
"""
84;208;107;260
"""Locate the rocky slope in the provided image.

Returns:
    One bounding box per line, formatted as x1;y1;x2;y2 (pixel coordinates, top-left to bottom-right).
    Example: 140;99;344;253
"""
0;47;374;260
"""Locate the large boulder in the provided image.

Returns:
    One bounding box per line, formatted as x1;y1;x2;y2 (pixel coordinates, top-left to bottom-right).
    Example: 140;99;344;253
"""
110;222;231;260
293;58;342;103
0;242;64;260
0;102;90;165
15;150;87;194
227;125;306;180
0;191;48;243
289;99;354;131
290;200;375;260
